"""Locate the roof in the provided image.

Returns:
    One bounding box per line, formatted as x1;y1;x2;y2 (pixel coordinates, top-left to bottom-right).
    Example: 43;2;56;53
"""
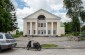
23;9;61;20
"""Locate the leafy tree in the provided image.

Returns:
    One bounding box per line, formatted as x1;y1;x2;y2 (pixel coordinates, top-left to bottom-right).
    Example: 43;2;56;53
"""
64;22;72;34
80;10;85;22
63;0;85;33
81;25;85;32
16;30;19;35
0;0;17;32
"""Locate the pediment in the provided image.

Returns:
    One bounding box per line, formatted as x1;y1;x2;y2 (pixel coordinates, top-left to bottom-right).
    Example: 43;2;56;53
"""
24;9;61;20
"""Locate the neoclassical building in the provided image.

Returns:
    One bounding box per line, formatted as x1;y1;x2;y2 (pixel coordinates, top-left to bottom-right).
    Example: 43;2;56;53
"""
23;9;65;36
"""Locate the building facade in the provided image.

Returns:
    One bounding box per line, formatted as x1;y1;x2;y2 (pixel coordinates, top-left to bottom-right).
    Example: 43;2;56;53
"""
23;9;65;36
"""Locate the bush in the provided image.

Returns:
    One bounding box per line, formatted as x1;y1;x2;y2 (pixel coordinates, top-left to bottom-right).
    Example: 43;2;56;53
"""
80;37;85;41
20;31;23;35
61;34;65;37
80;32;85;37
12;34;21;38
72;32;80;36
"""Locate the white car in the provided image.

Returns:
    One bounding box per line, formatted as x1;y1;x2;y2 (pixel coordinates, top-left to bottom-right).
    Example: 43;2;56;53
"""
0;33;17;52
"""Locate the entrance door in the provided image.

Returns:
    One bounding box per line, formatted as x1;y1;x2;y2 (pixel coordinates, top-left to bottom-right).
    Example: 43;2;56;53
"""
41;30;43;35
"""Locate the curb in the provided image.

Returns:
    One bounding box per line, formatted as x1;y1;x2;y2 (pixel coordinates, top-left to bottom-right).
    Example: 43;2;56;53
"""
15;47;85;49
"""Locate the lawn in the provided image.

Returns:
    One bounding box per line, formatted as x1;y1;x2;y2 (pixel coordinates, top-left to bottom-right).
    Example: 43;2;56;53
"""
41;44;58;48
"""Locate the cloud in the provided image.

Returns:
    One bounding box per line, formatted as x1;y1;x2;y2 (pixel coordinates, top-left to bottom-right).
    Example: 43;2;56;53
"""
12;0;67;31
16;7;34;31
12;0;85;31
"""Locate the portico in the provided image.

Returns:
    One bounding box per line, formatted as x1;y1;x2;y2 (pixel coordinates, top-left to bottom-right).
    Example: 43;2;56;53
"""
23;9;65;36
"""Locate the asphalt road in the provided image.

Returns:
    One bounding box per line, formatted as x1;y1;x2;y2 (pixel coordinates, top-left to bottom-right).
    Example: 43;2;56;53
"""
0;48;85;55
16;37;85;48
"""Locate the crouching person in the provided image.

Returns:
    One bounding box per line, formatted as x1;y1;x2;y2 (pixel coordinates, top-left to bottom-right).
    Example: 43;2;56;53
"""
27;40;32;50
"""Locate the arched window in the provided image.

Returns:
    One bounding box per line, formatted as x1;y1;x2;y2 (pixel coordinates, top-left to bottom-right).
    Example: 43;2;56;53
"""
38;15;45;20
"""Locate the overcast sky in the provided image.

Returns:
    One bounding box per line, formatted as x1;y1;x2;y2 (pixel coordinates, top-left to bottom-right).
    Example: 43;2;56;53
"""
11;0;85;31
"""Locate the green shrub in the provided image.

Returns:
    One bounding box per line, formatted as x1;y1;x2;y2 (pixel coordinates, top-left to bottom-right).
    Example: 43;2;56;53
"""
41;44;58;48
80;37;85;41
72;32;80;36
61;34;65;37
12;34;21;38
20;31;23;35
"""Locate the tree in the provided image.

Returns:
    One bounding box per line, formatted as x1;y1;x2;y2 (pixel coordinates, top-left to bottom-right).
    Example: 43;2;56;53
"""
63;0;85;33
64;22;72;34
81;25;85;32
0;0;17;32
80;10;85;22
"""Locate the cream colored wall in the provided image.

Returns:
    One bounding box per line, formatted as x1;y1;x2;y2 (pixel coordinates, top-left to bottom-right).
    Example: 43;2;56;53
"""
32;22;35;30
60;27;65;35
48;22;51;30
56;21;61;36
53;22;57;30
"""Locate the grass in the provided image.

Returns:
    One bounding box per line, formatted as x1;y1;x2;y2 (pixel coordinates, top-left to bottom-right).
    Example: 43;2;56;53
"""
80;37;85;41
41;44;58;48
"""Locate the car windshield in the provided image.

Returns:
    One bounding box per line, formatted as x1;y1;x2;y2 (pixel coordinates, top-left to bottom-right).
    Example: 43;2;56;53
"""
0;34;3;39
5;34;14;39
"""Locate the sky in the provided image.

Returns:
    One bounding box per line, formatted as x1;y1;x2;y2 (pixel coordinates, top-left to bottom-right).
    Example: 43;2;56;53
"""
11;0;85;31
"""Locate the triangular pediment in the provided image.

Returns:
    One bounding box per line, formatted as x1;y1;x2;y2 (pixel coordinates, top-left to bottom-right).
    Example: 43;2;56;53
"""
24;9;61;20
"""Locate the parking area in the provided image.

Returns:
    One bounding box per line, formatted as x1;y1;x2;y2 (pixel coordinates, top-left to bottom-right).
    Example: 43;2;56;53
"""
1;48;85;55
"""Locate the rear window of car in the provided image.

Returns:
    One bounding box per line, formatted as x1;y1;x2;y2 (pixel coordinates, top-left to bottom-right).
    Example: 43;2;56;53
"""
0;34;3;39
5;34;13;39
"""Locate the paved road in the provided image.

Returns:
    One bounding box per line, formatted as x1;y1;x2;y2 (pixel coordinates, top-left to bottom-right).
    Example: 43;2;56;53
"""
16;37;85;48
1;48;85;55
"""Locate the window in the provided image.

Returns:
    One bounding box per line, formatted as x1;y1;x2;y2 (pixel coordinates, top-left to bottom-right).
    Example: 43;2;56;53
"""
41;30;43;34
48;30;51;34
5;34;13;39
38;23;40;27
53;30;56;34
0;34;3;39
41;23;43;27
38;15;45;20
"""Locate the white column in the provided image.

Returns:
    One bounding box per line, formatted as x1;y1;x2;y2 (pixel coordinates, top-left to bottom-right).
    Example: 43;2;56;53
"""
36;22;38;35
30;22;32;35
51;22;53;35
23;22;27;35
46;22;48;35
